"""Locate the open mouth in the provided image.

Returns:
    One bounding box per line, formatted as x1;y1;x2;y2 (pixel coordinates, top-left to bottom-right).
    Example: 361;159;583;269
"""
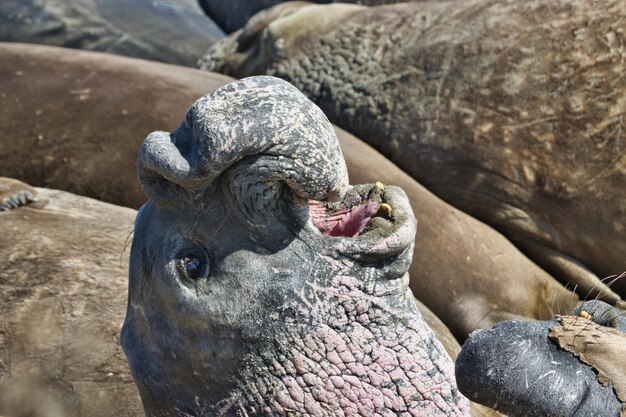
308;182;394;238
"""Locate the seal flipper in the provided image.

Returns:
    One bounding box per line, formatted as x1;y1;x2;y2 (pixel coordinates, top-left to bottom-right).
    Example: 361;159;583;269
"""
516;238;624;306
0;177;48;211
456;320;623;417
549;315;626;411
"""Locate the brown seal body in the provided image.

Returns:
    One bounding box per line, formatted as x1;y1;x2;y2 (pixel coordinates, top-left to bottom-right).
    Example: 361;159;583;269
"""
0;44;578;347
0;181;141;417
0;43;233;208
200;0;626;300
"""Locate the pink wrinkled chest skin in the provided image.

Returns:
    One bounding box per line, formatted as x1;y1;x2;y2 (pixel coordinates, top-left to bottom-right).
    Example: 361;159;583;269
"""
221;261;470;417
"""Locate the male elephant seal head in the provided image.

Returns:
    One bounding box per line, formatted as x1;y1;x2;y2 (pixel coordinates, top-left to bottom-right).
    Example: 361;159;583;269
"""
121;76;470;416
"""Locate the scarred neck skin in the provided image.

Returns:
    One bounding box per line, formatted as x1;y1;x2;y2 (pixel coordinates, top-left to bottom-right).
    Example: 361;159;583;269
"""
123;186;470;417
224;279;467;416
218;229;468;417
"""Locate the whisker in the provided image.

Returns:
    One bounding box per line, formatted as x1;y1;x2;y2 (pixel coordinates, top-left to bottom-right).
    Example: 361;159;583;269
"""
120;228;134;267
594;327;618;337
581;273;620;303
591;274;623;303
567;283;579;315
207;205;233;245
611;309;626;320
555;289;561;316
607;271;626;289
191;195;220;234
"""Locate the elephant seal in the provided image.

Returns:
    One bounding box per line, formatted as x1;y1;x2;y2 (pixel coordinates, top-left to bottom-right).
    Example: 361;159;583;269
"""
455;300;626;416
0;179;141;417
200;0;626;300
0;43;579;349
0;0;224;66
196;0;453;33
121;76;471;416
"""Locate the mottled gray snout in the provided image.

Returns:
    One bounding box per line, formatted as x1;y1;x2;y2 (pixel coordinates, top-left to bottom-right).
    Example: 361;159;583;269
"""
137;76;349;210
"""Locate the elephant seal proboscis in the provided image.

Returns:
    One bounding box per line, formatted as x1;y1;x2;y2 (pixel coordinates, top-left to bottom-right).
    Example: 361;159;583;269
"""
200;0;626;301
121;76;471;416
455;300;626;417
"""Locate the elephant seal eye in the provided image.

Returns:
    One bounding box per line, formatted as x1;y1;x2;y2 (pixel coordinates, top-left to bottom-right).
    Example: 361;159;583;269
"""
177;248;209;281
183;255;202;279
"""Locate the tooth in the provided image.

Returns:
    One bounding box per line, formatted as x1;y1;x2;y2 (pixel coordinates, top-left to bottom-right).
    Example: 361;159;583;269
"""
579;310;592;320
379;203;392;216
375;181;385;190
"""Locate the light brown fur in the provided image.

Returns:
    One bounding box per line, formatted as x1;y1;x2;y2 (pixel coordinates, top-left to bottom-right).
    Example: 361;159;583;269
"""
0;185;140;417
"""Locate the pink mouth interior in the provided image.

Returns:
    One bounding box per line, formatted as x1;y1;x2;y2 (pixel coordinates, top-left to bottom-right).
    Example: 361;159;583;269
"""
309;199;380;237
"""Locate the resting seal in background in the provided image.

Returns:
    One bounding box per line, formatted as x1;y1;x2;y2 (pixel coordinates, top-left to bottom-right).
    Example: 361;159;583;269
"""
200;0;626;300
0;44;579;352
196;0;449;33
121;76;470;416
0;178;141;417
0;0;224;66
0;43;233;208
455;300;626;416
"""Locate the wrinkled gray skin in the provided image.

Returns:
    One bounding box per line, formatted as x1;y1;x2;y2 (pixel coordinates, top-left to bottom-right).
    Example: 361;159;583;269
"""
0;0;224;66
122;76;470;416
200;0;626;301
456;301;626;417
